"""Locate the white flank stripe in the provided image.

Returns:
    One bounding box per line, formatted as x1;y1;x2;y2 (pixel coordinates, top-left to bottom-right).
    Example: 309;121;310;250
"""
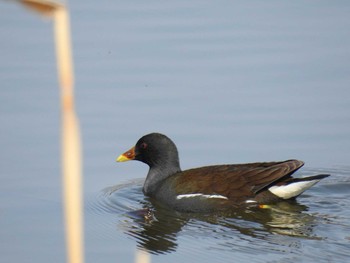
176;193;228;200
245;200;257;204
176;193;202;199
269;180;321;199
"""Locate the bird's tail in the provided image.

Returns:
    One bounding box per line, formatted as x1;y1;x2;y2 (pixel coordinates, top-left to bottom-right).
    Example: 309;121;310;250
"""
268;174;330;199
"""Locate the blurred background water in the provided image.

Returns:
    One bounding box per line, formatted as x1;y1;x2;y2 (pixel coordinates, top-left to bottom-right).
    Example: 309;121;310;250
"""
1;1;349;262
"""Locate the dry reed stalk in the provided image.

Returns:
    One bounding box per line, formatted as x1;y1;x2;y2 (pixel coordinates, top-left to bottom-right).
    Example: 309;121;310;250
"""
19;1;84;263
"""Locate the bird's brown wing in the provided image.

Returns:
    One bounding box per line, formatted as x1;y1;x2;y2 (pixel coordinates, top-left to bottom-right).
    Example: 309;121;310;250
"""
173;160;304;199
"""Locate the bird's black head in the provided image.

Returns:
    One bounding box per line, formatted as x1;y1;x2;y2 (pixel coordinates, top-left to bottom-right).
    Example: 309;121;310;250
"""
117;133;181;170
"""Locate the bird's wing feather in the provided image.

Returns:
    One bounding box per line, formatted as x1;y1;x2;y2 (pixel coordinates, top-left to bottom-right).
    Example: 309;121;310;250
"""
173;160;304;198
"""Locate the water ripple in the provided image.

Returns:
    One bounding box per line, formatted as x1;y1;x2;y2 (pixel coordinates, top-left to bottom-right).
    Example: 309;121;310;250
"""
85;169;350;261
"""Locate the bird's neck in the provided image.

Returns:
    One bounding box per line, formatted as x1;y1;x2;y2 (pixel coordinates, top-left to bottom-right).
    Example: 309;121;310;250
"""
143;162;181;196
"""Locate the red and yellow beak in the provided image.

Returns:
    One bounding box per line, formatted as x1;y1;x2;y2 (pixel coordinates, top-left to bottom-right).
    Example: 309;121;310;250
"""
116;146;135;162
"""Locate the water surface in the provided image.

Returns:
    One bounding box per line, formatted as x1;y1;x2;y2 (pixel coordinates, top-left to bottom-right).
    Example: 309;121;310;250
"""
1;1;350;262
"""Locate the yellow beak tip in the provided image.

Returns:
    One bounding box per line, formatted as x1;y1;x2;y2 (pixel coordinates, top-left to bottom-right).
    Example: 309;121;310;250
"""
116;155;130;162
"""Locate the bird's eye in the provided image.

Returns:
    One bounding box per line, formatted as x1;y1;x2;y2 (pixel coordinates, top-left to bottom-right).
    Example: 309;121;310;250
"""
140;142;148;149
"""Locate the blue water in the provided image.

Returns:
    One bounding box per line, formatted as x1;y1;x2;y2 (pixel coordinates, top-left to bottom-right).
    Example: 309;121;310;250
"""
1;1;350;262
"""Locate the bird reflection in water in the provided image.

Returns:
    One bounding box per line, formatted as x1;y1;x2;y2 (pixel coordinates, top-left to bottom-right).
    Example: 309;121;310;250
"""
119;199;319;254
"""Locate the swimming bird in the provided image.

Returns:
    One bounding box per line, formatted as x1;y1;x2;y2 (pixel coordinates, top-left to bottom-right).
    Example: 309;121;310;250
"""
116;133;329;212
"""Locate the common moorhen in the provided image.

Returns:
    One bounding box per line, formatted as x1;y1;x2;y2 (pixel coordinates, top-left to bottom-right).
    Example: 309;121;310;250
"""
116;133;329;212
